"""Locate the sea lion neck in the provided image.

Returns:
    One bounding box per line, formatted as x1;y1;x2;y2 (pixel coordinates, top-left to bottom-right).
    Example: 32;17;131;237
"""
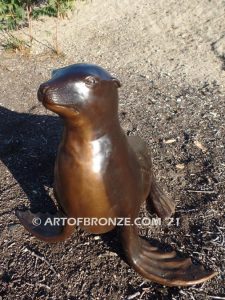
62;115;122;146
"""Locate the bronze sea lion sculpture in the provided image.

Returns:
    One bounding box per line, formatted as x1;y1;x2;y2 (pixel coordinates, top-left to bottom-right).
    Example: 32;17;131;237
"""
16;63;217;286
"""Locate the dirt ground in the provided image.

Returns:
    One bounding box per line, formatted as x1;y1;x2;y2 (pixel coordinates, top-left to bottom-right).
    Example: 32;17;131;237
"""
0;0;225;299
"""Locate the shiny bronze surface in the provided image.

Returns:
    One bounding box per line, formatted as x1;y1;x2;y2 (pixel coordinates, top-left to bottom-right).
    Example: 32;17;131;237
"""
16;63;217;286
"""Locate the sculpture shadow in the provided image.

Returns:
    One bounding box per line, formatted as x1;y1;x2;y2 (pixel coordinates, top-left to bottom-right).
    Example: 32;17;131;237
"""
0;105;63;213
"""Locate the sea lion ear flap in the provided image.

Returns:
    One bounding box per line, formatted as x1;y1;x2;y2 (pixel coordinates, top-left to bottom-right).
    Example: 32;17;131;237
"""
51;69;59;78
111;77;121;88
51;67;63;78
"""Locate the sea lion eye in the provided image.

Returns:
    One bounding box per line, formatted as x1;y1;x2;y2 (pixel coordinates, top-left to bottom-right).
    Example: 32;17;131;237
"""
84;76;98;87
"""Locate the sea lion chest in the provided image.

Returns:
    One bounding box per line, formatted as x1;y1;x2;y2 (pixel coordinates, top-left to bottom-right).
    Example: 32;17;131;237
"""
54;134;119;225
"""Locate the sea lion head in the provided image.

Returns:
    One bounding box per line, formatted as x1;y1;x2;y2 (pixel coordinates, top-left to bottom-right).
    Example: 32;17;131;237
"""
38;63;121;126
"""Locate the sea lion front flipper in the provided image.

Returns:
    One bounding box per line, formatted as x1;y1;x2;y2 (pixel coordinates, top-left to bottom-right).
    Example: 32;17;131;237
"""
120;225;217;287
147;177;175;218
15;209;74;243
127;135;175;218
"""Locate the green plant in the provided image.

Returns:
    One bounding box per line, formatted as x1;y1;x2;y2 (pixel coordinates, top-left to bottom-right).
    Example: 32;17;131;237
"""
0;1;43;30
0;0;26;30
0;0;76;54
33;0;75;19
0;1;75;30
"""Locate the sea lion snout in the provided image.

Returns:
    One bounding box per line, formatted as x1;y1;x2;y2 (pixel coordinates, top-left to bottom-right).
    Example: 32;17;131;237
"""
37;83;50;103
37;80;69;108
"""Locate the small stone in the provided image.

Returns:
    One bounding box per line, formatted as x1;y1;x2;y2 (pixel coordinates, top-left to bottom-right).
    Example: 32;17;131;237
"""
127;292;141;299
106;251;117;257
176;164;185;169
164;138;176;144
194;140;207;152
121;120;134;133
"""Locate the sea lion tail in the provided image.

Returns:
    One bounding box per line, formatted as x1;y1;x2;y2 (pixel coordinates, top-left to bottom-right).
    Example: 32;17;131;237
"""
120;225;218;286
147;178;175;218
15;209;74;243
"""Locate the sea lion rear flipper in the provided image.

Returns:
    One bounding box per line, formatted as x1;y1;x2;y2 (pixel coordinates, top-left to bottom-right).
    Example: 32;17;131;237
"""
120;225;217;286
15;209;74;243
147;177;175;218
